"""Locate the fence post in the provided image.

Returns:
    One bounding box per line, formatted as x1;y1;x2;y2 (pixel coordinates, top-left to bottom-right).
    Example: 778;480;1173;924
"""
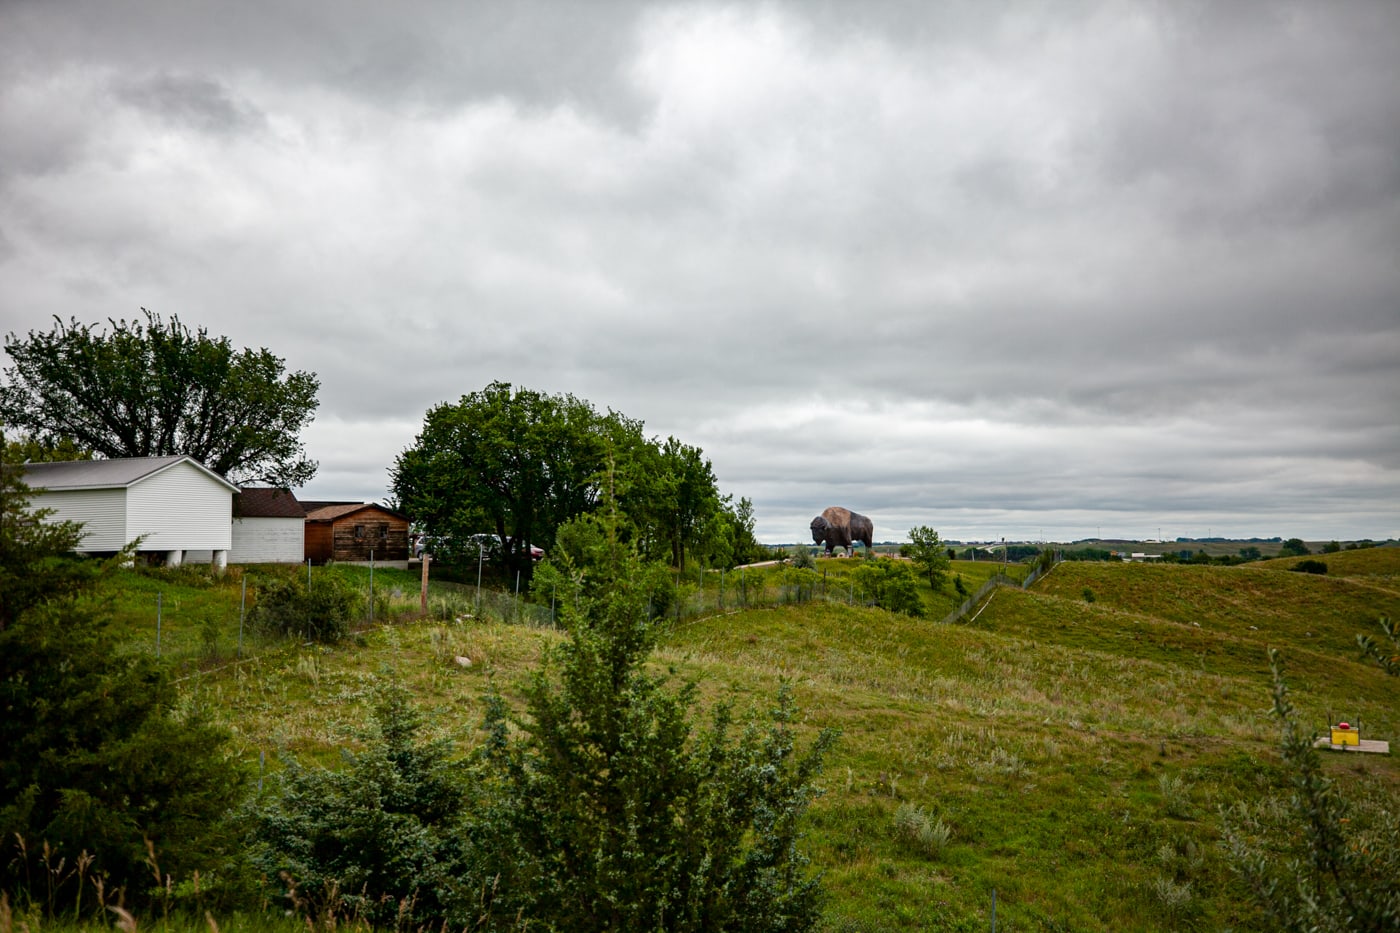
238;576;247;657
421;555;430;615
156;592;162;656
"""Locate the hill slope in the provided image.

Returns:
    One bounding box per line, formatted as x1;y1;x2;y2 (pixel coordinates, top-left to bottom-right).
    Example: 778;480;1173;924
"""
93;551;1400;931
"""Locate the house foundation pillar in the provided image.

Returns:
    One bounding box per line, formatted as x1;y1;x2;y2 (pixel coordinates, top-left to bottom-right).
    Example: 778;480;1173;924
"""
164;549;184;568
212;549;228;574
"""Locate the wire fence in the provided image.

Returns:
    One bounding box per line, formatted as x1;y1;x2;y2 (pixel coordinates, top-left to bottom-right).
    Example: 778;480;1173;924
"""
123;554;1066;673
939;551;1064;625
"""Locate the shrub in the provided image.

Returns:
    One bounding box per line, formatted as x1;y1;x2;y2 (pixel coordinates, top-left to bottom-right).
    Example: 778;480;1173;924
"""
250;569;358;642
1290;559;1328;575
469;508;837;931
892;804;952;859
248;676;468;928
790;546;817;570
852;557;925;617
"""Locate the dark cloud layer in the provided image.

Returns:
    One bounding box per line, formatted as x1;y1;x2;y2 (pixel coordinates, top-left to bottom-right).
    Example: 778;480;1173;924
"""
2;0;1397;543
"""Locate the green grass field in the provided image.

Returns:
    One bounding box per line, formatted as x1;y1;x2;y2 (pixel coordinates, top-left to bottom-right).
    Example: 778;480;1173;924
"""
24;548;1400;931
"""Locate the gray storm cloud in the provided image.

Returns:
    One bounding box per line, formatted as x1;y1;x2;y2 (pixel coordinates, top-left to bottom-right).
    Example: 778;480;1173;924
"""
1;0;1396;542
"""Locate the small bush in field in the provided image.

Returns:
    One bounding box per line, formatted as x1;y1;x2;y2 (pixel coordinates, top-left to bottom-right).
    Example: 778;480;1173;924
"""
248;676;468;928
250;569;357;642
852;557;925;617
1290;559;1328;575
893;804;952;859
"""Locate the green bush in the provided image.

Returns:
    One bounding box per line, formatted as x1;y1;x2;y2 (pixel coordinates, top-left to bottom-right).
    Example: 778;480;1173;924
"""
893;804;952;859
1290;559;1328;575
249;569;358;642
469;520;837;931
248;676;468;928
852;557;925;617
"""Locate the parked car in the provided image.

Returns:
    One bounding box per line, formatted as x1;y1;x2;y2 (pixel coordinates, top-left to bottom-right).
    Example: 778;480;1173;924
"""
468;533;544;560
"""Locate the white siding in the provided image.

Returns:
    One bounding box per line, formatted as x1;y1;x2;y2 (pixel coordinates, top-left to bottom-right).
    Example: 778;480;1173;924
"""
230;517;304;563
126;460;233;550
29;487;128;551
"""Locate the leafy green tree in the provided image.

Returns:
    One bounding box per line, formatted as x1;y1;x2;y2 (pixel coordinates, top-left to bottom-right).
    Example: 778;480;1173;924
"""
394;384;735;579
1279;538;1311;558
471;498;837;931
720;496;763;568
0;462;244;914
900;526;951;591
393;382;641;579
654;437;721;571
1224;650;1400;930
1;311;319;486
249;676;468;927
852;557;926;617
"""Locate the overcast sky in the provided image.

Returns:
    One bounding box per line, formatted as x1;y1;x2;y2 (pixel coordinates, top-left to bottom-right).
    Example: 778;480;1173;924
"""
2;1;1397;544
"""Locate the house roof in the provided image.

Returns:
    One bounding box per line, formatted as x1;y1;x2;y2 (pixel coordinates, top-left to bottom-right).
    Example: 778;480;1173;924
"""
235;487;306;518
298;500;363;512
18;455;240;493
305;502;407;523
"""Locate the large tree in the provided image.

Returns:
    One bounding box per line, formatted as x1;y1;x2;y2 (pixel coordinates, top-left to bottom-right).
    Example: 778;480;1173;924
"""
901;525;951;591
394;383;736;579
1;311;319;486
393;382;643;579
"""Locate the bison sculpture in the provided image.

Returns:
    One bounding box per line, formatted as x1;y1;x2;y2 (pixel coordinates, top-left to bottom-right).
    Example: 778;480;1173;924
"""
809;506;874;557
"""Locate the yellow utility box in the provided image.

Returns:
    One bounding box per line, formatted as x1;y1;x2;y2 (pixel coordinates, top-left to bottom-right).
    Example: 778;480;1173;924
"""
1331;722;1360;746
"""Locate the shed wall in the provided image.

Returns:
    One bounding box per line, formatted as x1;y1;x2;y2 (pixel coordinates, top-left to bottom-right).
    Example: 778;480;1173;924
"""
29;487;127;551
231;516;305;563
329;513;409;562
126;460;233;550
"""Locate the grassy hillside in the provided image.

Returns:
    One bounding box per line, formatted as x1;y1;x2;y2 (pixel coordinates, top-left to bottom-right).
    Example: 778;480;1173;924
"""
42;551;1400;931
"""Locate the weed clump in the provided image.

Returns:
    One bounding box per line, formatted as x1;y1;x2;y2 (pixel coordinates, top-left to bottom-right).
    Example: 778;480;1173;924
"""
892;804;952;859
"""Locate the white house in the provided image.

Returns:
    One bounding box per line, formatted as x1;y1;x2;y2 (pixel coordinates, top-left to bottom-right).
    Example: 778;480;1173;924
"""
229;487;306;563
20;455;240;569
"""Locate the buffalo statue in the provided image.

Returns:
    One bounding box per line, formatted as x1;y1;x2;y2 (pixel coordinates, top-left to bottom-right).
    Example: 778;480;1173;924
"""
810;506;874;557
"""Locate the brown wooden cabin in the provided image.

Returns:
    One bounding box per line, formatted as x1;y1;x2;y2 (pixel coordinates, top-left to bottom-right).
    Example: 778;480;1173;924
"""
304;503;410;564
